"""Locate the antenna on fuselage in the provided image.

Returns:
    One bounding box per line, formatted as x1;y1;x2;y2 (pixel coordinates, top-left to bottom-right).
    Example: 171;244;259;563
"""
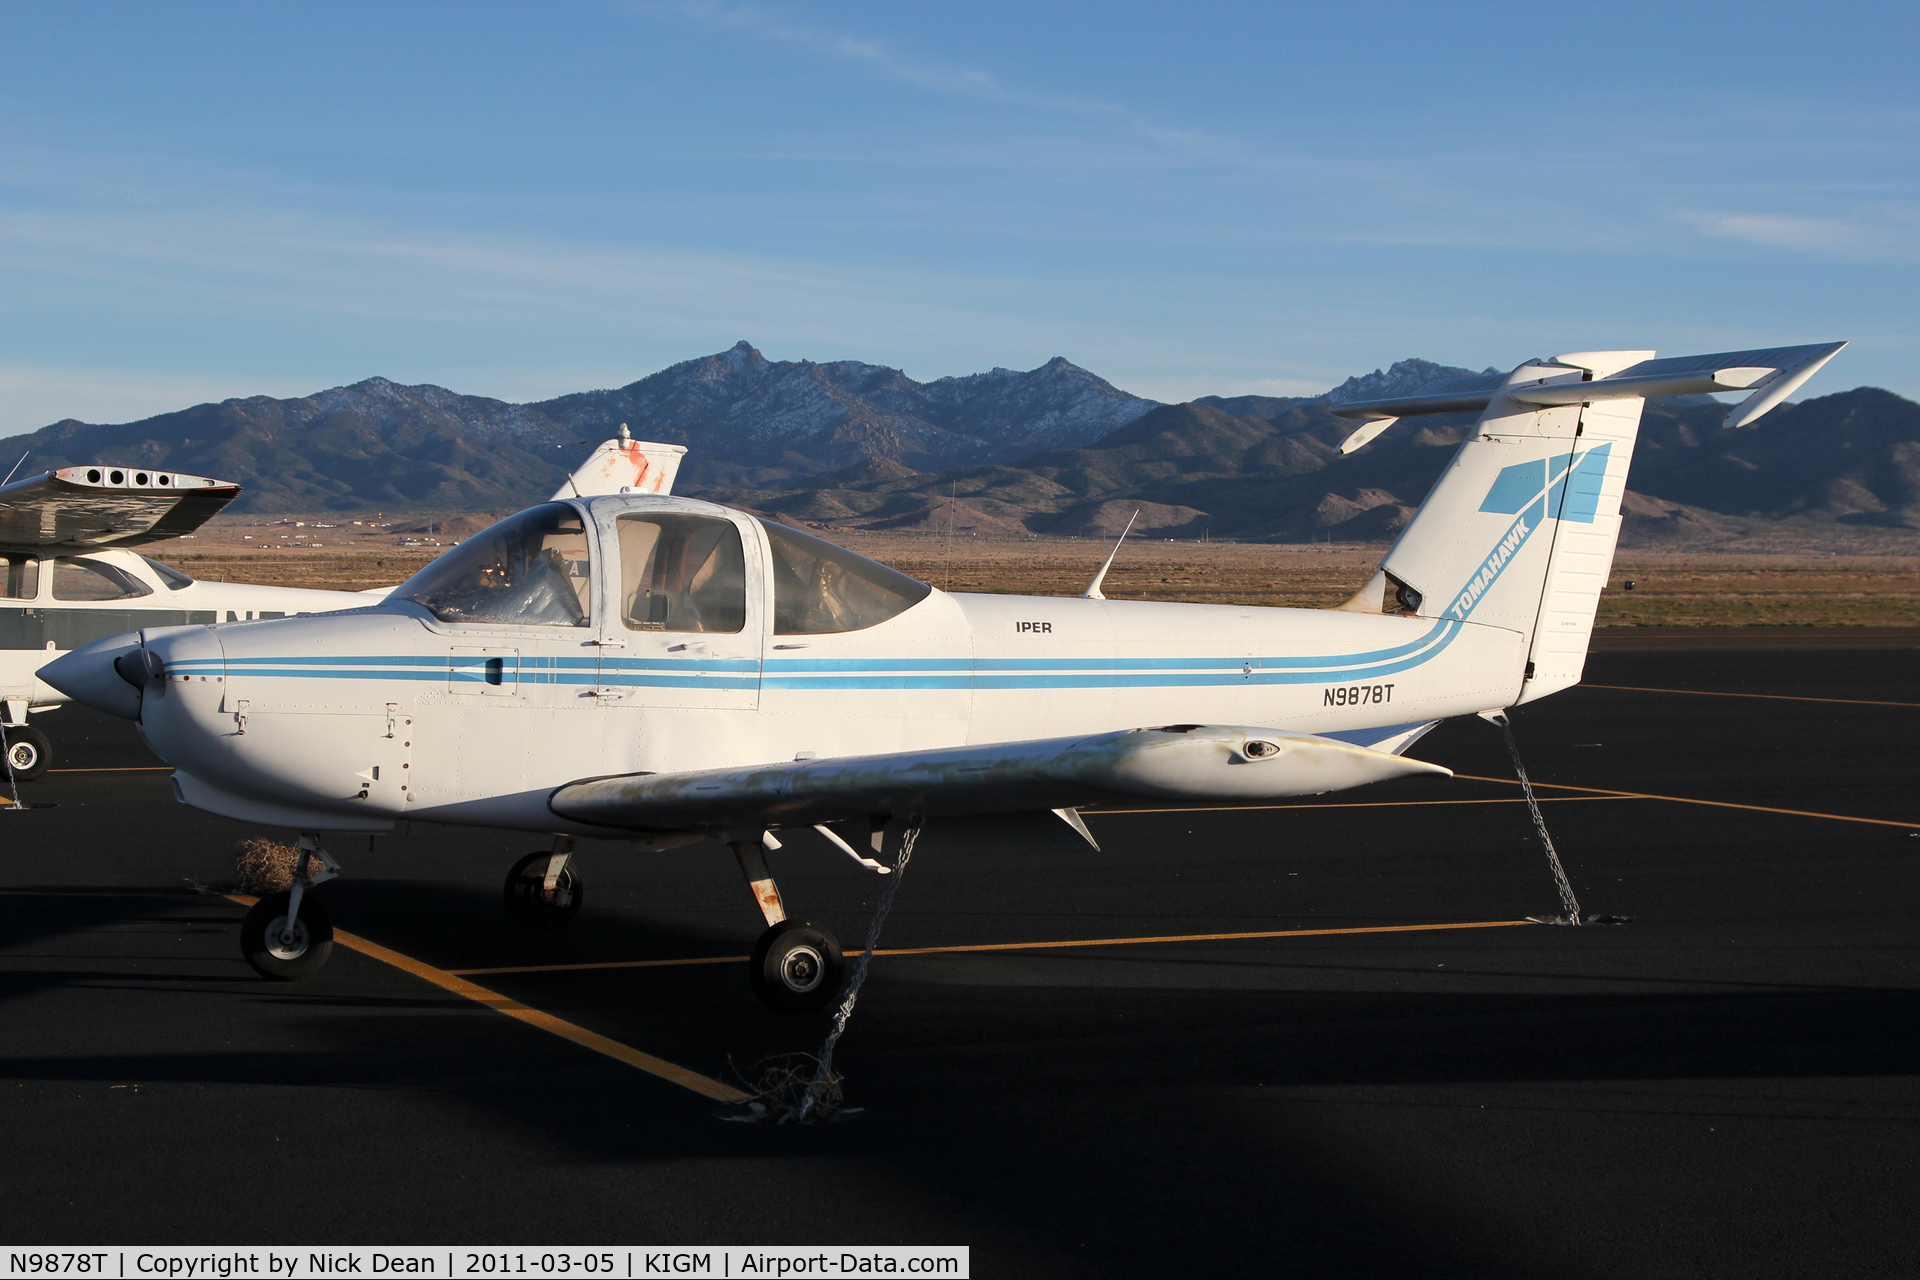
1;452;28;486
1082;509;1140;601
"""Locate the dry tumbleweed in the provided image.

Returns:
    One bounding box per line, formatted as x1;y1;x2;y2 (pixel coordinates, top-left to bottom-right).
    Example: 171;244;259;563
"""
234;839;303;894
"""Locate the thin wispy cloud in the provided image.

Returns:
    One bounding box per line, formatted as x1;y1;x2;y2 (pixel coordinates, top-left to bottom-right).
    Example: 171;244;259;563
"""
1677;210;1920;262
647;0;1253;166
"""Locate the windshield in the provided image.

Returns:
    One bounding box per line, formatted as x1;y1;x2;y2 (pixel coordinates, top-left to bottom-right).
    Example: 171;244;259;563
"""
395;503;592;627
141;556;194;590
760;520;931;634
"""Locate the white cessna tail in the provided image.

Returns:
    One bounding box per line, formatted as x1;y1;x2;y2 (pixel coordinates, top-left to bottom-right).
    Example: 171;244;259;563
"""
40;339;1843;1008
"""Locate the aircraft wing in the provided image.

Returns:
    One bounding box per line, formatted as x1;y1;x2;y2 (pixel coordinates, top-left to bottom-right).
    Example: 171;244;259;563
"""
549;723;1450;832
0;466;241;552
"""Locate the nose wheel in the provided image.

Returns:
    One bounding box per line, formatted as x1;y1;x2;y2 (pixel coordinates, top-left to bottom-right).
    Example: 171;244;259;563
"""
241;891;335;980
504;850;584;928
750;919;845;1012
239;834;341;980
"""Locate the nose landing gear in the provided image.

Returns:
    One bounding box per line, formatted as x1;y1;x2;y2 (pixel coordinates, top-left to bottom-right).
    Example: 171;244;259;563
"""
241;891;334;979
241;834;340;980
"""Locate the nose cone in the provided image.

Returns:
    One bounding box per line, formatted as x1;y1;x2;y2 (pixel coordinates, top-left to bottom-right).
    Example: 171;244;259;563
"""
41;632;145;720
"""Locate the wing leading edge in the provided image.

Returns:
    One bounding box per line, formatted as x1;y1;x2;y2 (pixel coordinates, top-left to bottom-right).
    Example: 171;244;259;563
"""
549;723;1451;833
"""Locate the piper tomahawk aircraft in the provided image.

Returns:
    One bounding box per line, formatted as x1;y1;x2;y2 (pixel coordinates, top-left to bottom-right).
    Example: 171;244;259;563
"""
44;342;1845;1009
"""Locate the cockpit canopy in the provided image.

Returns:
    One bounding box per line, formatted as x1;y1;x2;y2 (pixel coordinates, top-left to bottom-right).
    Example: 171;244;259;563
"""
397;504;592;627
393;501;931;635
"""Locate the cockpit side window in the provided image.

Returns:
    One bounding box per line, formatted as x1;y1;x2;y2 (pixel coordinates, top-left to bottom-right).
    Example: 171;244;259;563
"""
617;514;745;633
759;520;931;635
394;503;592;627
52;557;154;602
0;555;39;600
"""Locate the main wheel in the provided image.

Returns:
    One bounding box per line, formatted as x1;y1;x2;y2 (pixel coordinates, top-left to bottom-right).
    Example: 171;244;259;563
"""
749;920;844;1012
504;852;585;928
1;725;51;782
240;891;334;981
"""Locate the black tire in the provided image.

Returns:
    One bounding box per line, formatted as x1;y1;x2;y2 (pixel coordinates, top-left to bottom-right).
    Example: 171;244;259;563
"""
503;851;585;928
1;725;51;782
749;920;844;1012
241;891;334;981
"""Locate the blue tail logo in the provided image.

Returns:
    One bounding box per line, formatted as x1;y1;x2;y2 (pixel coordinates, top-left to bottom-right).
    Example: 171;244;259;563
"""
1443;443;1612;621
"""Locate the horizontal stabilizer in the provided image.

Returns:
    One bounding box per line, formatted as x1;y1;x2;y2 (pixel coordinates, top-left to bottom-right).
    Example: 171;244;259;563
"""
1332;341;1846;441
0;466;241;552
549;723;1450;832
553;424;688;500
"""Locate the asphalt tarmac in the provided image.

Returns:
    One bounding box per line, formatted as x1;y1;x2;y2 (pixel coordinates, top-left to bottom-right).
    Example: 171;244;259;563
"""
2;642;1916;1277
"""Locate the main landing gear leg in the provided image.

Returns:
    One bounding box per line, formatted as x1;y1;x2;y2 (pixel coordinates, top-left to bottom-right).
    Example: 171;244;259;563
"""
731;831;843;1012
241;833;339;980
505;836;584;928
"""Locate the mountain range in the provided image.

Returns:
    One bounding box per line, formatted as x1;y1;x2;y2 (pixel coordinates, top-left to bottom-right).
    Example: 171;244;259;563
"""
2;342;1913;544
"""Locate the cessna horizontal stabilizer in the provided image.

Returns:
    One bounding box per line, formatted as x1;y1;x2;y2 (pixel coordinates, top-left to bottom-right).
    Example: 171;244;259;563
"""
552;423;688;500
1332;341;1846;453
0;466;241;552
550;724;1451;832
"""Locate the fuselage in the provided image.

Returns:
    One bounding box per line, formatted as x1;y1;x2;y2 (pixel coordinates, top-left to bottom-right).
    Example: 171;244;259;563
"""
105;495;1528;836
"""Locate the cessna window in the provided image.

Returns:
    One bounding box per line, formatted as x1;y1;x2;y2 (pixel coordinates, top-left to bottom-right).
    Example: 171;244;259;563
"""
617;514;745;633
0;555;38;600
395;503;592;627
52;557;155;602
140;556;194;590
760;520;931;635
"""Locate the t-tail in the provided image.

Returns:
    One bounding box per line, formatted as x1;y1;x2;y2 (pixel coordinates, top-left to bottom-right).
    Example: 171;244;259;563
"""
552;423;688;499
1334;341;1845;704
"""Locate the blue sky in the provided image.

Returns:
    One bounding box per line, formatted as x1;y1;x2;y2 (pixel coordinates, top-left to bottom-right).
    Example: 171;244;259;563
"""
1;0;1913;431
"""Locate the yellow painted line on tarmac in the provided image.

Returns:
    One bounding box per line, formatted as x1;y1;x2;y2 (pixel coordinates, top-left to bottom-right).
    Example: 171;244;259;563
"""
225;894;747;1103
1452;775;1920;830
1086;795;1640;816
1584;683;1920;709
452;918;1538;976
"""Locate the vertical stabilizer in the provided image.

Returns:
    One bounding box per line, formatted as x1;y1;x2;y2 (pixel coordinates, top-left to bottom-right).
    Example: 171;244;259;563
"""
1378;353;1646;706
553;425;688;500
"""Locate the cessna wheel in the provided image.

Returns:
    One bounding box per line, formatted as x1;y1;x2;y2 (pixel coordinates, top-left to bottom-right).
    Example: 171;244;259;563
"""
240;892;334;981
1;726;50;782
750;920;844;1012
504;852;585;928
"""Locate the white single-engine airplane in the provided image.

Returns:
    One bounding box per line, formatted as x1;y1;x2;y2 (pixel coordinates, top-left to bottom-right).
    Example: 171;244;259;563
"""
44;343;1844;1009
